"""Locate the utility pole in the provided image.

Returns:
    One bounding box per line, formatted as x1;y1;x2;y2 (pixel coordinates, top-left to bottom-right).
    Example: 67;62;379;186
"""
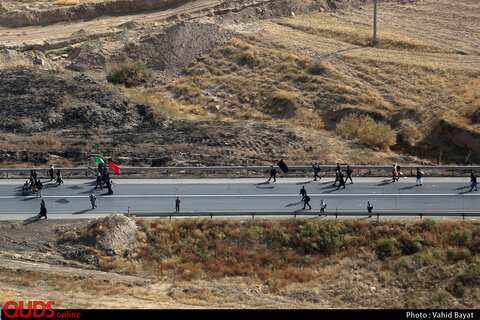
373;0;378;44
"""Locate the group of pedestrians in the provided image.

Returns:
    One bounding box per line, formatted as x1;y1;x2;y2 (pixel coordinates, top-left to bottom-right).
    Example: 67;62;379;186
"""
32;163;117;219
298;184;373;215
333;163;353;189
95;163;114;195
26;162;478;219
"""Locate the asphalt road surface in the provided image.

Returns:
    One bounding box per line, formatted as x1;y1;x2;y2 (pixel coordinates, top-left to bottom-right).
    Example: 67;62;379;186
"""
0;176;478;220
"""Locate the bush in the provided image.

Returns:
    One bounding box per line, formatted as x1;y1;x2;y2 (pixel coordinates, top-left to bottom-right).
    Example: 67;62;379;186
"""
335;113;397;150
375;238;399;260
449;265;480;297
107;58;148;87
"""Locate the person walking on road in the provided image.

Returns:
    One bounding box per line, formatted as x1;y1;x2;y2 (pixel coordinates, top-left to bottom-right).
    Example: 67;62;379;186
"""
470;171;478;192
175;197;181;213
95;173;103;190
35;179;43;197
333;163;340;185
267;166;277;183
303;195;311;210
345;165;353;184
312;163;322;181
416;168;423;186
392;163;399;182
337;172;346;190
49;165;55;182
367;201;373;214
38;200;47;219
55;169;64;185
106;179;113;195
320;200;327;214
89;193;97;210
300;186;307;201
31;169;38;184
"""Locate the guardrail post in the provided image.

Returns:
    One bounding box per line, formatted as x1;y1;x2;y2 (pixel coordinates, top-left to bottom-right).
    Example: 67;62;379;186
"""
210;213;213;220
377;213;379;221
420;213;423;220
462;213;465;220
335;208;338;219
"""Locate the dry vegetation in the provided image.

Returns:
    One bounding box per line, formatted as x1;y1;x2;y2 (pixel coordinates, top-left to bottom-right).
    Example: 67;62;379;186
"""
30;217;476;308
152;0;480;164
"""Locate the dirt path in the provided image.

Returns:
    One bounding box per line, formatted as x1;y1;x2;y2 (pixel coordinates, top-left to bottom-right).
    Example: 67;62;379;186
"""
0;257;151;285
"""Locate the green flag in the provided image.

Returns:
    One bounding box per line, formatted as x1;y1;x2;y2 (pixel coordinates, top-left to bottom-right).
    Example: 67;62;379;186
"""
94;156;105;164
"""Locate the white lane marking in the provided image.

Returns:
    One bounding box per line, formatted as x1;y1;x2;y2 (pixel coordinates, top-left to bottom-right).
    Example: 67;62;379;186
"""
0;193;478;199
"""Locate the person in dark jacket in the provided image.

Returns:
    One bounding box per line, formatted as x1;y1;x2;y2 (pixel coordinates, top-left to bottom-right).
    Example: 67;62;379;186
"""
470;171;478;192
95;173;103;190
49;165;54;182
56;169;63;185
300;186;307;201
337;172;346;190
303;195;311;210
38;200;47;219
345;165;353;184
175;197;181;213
367;201;373;214
106;179;113;195
416;168;423;186
267;166;277;182
312;163;322;181
31;169;38;183
333;163;340;185
35;179;43;197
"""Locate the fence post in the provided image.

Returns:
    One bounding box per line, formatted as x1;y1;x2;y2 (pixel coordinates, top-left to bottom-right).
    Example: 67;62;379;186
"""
335;208;338;219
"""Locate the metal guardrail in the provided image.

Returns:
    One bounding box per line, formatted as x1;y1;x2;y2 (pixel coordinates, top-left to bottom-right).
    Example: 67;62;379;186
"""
130;210;480;221
0;165;480;177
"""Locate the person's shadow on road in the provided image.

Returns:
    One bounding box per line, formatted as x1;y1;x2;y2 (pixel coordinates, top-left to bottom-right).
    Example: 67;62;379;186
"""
72;209;92;215
255;182;274;189
23;215;41;226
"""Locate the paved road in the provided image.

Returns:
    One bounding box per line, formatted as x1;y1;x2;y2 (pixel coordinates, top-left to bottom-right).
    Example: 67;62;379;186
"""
0;177;478;220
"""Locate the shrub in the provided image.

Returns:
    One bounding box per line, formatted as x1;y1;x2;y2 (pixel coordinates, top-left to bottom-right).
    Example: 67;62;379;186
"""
449;265;480;297
107;58;148;87
335;113;397;150
375;238;399;260
446;247;471;261
399;232;423;255
308;60;331;75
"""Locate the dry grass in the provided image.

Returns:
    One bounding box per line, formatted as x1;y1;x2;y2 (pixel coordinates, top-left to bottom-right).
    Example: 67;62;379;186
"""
53;216;480;308
2;217;478;309
159;0;480;164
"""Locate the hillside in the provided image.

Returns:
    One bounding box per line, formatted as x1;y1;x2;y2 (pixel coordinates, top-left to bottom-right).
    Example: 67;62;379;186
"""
0;0;480;165
0;0;478;169
158;0;480;164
